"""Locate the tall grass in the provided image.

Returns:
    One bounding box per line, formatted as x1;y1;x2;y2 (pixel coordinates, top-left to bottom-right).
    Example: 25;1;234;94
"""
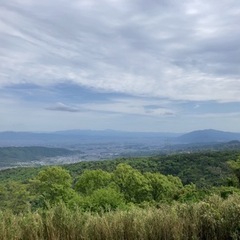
1;195;240;240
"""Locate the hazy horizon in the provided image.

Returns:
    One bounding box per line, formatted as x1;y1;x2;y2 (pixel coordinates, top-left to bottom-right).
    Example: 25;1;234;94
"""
1;128;240;135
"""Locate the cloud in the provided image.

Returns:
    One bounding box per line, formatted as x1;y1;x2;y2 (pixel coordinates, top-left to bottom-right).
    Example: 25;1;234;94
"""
191;112;240;119
0;0;239;103
45;97;176;117
46;102;80;112
143;104;175;115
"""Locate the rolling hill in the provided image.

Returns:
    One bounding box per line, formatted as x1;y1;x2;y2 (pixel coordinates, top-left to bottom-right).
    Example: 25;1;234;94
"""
177;129;240;144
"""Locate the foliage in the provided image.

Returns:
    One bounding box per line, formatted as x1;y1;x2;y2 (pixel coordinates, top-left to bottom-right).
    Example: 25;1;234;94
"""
1;195;240;239
1;151;240;214
84;187;126;212
0;166;43;183
0;181;31;213
177;183;208;202
74;169;112;195
29;167;76;208
1;150;240;187
145;172;183;202
1;151;240;238
113;163;152;203
228;157;240;186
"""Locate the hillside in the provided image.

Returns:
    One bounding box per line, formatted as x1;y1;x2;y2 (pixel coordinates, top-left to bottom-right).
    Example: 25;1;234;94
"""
1;150;240;239
1;150;240;187
0;146;81;169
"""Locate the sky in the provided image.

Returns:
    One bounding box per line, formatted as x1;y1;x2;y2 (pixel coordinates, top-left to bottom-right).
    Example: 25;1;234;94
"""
0;0;240;133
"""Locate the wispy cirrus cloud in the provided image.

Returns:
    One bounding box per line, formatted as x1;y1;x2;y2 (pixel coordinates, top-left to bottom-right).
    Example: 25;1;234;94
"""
46;102;80;112
0;0;240;102
45;98;176;117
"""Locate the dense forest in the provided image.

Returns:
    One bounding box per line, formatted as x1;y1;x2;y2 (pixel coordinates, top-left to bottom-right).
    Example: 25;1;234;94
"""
1;150;240;186
1;150;240;239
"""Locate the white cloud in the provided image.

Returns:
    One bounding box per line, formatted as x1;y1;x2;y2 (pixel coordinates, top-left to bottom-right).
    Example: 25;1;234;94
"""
46;102;80;112
45;98;176;117
0;0;240;102
83;99;175;116
190;112;240;119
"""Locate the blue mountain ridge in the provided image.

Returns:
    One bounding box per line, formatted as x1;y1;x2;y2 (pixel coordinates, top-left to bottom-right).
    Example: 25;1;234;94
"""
0;129;240;146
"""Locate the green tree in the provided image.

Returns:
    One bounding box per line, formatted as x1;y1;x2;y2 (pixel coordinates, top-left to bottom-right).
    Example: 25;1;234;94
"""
144;172;183;202
227;157;240;186
85;187;125;212
74;169;112;195
0;181;31;213
177;183;207;202
30;166;76;207
113;163;152;203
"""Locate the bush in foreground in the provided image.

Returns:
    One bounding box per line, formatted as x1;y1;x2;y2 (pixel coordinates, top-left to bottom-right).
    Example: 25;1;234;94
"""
1;194;240;240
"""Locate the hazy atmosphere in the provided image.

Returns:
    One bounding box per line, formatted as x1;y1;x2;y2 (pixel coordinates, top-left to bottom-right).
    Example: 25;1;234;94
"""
0;0;240;132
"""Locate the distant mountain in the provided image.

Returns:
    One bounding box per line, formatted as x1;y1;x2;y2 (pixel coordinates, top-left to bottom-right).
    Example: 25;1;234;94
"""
1;129;240;147
0;131;64;146
1;129;240;169
0;130;181;147
177;129;240;144
55;129;180;138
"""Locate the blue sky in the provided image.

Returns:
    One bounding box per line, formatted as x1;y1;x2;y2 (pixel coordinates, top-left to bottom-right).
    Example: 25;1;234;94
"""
0;0;240;132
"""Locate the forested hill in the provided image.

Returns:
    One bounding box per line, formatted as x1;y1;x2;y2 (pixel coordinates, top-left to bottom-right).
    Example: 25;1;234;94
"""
0;146;80;169
1;150;240;187
65;150;240;187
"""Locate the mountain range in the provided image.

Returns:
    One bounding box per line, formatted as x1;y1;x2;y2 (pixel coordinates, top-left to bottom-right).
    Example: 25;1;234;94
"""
0;129;240;147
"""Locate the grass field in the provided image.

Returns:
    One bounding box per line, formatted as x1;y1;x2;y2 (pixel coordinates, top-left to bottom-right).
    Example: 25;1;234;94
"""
1;194;240;240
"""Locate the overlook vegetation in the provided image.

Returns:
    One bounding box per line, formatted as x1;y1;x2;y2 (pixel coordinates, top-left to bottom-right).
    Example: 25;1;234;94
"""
1;164;200;213
1;150;240;186
1;150;240;239
2;195;240;240
0;146;80;168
